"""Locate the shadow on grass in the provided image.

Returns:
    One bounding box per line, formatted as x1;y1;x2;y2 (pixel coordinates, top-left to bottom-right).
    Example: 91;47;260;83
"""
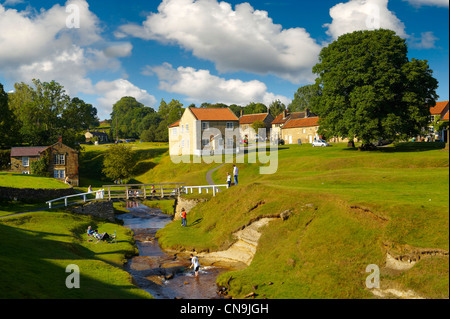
0;222;149;299
188;218;203;227
342;142;446;153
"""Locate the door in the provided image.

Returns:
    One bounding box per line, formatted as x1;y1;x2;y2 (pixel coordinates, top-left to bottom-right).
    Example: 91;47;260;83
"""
309;135;313;143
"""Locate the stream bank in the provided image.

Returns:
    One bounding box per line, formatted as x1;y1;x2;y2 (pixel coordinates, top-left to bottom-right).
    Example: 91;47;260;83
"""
116;203;229;299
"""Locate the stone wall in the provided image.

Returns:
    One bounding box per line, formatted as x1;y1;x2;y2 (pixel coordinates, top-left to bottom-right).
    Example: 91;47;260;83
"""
0;186;75;201
174;196;209;221
67;200;115;222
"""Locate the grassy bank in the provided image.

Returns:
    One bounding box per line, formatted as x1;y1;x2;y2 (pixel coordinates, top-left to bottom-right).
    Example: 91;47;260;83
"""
0;210;152;299
156;142;449;298
0;172;71;189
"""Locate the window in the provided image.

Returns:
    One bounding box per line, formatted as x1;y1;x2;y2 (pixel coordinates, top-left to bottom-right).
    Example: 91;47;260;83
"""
22;157;29;167
54;169;65;179
202;122;209;130
54;154;65;165
181;125;184;133
172;128;178;136
22;171;30;175
202;139;210;147
226;138;234;148
226;122;234;130
185;124;189;132
303;129;306;134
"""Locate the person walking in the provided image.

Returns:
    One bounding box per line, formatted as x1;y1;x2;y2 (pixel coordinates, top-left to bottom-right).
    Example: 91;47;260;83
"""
233;165;239;185
226;172;231;188
189;254;200;277
181;208;187;227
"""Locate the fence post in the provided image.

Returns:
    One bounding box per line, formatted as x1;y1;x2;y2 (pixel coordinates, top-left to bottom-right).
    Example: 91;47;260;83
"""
126;186;129;200
65;197;68;207
160;185;164;198
213;186;216;197
108;187;111;200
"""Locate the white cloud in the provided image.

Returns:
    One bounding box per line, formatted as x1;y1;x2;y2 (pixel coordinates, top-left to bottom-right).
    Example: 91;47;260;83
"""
408;31;439;49
145;63;291;106
403;0;449;7
117;0;321;84
95;79;157;119
0;0;138;120
324;0;407;39
103;42;133;58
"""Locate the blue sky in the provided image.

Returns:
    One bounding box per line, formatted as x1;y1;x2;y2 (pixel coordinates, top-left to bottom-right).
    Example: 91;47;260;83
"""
0;0;448;120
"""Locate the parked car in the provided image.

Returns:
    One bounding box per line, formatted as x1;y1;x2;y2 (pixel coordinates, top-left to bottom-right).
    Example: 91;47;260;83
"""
312;138;330;147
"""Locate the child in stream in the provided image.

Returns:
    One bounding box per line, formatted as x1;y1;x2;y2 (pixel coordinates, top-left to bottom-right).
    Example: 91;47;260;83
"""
189;254;200;278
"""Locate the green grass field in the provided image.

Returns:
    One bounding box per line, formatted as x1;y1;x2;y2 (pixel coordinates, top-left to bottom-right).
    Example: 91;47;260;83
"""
0;172;71;189
0;209;151;298
156;142;449;298
1;141;448;299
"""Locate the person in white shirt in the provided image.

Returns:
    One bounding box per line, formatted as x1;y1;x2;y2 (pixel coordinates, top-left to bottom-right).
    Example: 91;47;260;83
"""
190;254;200;277
227;172;231;188
233;165;239;185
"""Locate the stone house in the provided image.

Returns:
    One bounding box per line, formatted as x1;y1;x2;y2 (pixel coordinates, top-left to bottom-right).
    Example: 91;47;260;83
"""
281;116;321;144
428;101;449;141
239;112;274;142
10;138;79;186
271;109;310;141
169;107;240;156
85;129;109;143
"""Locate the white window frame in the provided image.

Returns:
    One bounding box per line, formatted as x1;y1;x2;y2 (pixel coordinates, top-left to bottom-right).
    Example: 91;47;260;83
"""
54;169;65;179
22;157;29;167
226;122;234;130
22;171;30;175
54;154;65;165
202;122;209;130
185;124;189;132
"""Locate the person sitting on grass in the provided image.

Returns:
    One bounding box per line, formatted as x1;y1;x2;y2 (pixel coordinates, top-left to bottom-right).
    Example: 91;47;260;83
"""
93;229;111;242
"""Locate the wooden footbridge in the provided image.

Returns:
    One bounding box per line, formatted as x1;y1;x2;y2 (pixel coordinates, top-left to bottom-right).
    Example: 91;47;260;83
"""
45;183;229;209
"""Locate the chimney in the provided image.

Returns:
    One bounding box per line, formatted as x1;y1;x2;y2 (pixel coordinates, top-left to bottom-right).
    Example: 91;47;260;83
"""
283;109;287;119
240;110;243;118
58;135;62;144
306;108;310;118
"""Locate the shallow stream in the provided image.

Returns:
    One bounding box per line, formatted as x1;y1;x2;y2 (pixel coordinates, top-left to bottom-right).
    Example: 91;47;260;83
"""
116;202;227;299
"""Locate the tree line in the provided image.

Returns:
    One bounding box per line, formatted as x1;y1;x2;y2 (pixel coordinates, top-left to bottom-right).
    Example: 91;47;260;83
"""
0;79;99;150
1;79;314;149
1;29;439;151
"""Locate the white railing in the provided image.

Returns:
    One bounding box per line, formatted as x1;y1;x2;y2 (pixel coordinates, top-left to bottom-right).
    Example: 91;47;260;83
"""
46;190;104;209
45;183;230;208
183;184;229;196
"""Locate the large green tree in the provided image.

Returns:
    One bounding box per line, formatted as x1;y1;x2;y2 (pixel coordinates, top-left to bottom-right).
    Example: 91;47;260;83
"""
269;100;286;118
289;84;322;112
102;144;137;181
311;29;438;149
0;83;17;148
8;79;94;149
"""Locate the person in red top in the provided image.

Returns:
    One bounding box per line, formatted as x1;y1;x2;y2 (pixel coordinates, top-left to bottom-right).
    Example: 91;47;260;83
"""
181;208;187;227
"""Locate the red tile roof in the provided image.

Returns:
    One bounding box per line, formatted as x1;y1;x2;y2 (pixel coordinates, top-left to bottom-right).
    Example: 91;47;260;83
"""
189;107;239;121
429;101;449;115
168;120;180;128
11;146;49;157
272;112;305;125
239;113;270;124
443;111;449;121
282;117;320;129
